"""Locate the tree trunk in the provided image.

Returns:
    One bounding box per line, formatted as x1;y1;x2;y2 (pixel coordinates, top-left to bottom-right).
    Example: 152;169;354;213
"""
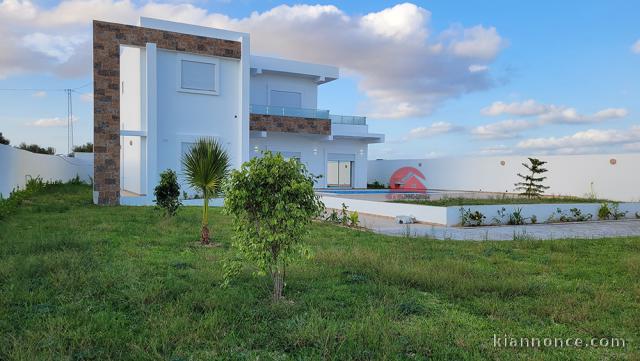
200;224;210;245
271;267;284;302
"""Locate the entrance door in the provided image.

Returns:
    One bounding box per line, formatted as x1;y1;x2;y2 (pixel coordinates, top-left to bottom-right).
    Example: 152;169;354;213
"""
327;160;352;187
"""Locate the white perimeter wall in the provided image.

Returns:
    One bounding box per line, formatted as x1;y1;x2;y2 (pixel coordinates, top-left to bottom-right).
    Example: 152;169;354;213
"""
368;154;640;202
249;133;369;188
0;145;92;197
250;73;318;109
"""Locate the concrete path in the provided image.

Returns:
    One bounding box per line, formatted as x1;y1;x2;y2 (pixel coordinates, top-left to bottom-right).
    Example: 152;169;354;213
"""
357;213;640;241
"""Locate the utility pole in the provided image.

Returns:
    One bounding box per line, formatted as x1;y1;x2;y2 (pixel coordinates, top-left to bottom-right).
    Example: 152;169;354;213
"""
65;89;74;154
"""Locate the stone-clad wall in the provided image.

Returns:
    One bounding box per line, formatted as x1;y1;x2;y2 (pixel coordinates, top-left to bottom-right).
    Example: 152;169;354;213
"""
93;20;241;205
250;114;331;135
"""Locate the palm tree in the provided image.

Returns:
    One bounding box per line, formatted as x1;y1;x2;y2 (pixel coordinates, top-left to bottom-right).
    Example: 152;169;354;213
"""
182;138;230;244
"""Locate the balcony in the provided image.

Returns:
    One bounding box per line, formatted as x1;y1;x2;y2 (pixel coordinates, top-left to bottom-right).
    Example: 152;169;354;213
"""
330;114;366;126
250;104;329;119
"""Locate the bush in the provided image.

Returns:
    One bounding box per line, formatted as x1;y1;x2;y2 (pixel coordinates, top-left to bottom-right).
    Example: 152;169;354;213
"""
72;142;93;153
0;177;48;220
460;207;485;227
153;169;181;217
0;132;9;145
17;142;55;154
224;151;324;301
598;203;611;220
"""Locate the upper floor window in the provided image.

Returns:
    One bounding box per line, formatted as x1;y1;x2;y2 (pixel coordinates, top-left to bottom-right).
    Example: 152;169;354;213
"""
177;54;219;95
270;90;301;108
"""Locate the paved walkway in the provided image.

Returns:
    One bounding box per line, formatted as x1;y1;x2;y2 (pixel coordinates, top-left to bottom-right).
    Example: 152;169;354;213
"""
357;213;640;241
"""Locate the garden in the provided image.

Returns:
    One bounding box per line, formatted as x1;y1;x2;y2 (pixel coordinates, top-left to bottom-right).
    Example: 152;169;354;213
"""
1;143;639;359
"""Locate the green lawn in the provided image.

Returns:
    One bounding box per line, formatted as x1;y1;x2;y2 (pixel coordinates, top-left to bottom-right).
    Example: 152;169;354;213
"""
391;196;611;207
0;184;638;360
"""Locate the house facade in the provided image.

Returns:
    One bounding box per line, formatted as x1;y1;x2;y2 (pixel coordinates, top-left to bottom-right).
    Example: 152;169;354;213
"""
93;17;383;205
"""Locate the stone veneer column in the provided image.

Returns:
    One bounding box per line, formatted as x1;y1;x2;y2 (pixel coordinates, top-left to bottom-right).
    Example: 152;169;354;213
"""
92;20;241;205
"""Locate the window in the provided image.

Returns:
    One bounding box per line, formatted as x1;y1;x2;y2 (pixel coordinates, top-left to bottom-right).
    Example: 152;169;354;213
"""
177;54;219;95
270;90;301;108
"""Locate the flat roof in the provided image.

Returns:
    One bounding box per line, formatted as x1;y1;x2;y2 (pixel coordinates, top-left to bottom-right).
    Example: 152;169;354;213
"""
251;55;339;84
138;17;248;42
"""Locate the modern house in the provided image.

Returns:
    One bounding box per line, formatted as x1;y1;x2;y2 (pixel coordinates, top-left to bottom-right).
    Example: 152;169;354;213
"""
93;17;383;205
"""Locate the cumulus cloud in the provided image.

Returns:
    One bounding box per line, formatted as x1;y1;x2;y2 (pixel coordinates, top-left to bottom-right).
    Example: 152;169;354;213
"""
632;39;640;54
406;121;461;139
0;1;506;119
481;99;550;116
516;126;640;151
481;99;628;125
471;119;536;139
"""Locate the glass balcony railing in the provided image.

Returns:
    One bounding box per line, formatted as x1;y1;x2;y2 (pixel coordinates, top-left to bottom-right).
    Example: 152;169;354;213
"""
250;104;330;119
249;104;367;125
330;114;367;126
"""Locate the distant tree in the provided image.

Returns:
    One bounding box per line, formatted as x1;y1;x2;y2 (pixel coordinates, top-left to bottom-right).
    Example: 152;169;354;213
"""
17;142;55;155
0;132;9;145
514;158;549;198
72;142;93;153
224;152;324;302
182;138;230;244
154;169;182;217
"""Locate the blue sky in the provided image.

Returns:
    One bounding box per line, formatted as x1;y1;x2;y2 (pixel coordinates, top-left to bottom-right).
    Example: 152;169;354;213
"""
0;0;639;158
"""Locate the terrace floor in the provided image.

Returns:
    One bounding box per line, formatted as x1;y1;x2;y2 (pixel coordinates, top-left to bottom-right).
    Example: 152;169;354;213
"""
358;213;640;241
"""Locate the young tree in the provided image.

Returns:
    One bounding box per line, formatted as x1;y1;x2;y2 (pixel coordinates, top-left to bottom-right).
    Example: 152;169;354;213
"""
0;132;9;145
514;157;549;198
154;169;181;217
224;152;324;302
182;138;230;244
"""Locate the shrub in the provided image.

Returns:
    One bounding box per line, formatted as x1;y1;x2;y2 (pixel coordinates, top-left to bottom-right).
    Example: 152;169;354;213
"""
569;208;592;222
17;142;55;154
610;202;627;220
72;142;93;153
224;151;324;302
598;203;611;220
367;181;387;189
0;132;9;145
349;211;360;228
460;207;485;227
530;214;538;224
508;207;525;225
154;169;181;217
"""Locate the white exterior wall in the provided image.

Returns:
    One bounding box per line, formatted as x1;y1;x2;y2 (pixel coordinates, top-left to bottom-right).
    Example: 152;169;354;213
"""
119;45;146;195
250;73;318;109
0;145;92;197
250;133;369;188
155;49;243;192
368;154;640;202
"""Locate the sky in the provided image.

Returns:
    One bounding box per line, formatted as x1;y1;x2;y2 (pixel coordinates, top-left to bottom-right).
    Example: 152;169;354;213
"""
0;0;639;159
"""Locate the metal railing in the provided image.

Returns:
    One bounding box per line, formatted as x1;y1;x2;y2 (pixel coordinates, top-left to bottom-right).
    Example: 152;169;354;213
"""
330;114;367;126
250;104;330;119
249;104;367;125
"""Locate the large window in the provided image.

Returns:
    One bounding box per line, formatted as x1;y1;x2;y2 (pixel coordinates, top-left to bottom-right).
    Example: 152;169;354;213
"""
177;54;219;95
270;90;301;108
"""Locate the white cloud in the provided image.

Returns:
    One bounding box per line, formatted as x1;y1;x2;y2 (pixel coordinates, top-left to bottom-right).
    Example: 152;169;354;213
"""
447;25;503;59
406;121;461;139
479;144;514;155
516;126;640;151
632;39;640;54
468;64;488;73
471;119;536;140
27;116;77;127
32;91;46;97
482;99;628;124
0;1;506;119
481;99;550;116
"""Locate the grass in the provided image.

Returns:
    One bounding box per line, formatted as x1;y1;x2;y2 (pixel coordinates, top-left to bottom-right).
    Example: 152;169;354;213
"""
391;196;612;207
0;183;638;360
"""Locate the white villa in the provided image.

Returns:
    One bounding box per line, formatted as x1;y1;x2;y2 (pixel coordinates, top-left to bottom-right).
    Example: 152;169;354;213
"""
92;17;383;205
